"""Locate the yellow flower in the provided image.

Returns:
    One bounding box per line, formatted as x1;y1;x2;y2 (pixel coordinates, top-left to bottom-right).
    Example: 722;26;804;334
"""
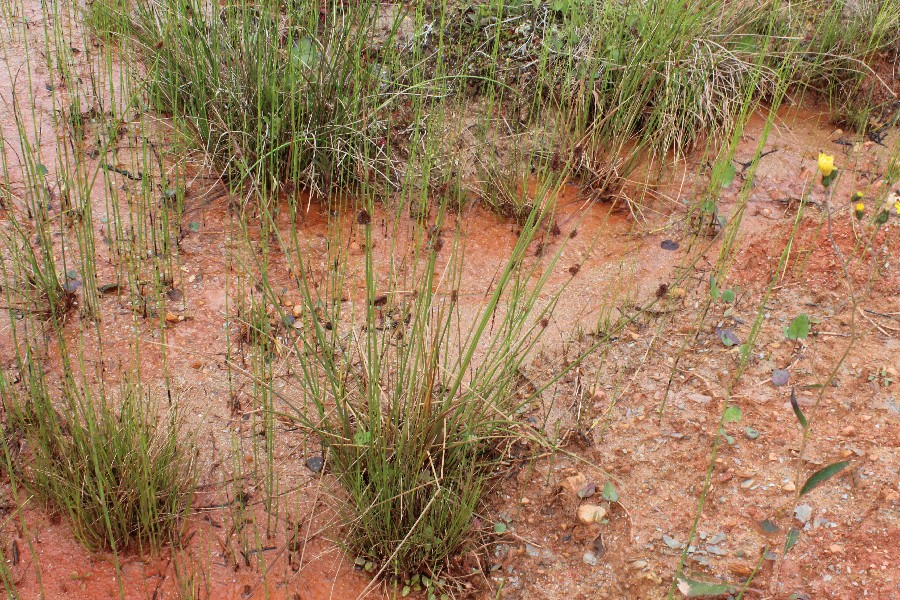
855;202;865;212
818;153;835;177
895;201;900;215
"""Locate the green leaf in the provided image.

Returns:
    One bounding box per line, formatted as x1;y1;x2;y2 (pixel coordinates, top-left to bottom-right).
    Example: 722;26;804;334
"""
800;461;849;496
36;163;49;177
189;221;201;232
602;481;619;502
493;522;507;534
401;586;411;597
709;275;720;299
701;199;716;215
784;314;810;340
292;36;319;69
353;430;372;445
721;289;735;303
723;405;742;423
676;575;736;597
719;162;736;187
784;527;800;555
790;387;807;429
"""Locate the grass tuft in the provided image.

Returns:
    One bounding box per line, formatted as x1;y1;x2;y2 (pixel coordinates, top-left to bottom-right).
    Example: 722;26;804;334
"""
2;366;196;553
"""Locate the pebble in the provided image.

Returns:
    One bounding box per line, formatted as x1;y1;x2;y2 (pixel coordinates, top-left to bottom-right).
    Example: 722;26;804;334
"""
708;533;726;545
562;473;588;496
631;560;648;569
741;478;755;489
577;504;606;525
841;425;856;437
304;456;324;473
829;544;844;554
783;481;796;492
794;503;812;524
729;563;753;577
165;311;184;323
707;545;728;556
662;535;681;549
582;551;599;566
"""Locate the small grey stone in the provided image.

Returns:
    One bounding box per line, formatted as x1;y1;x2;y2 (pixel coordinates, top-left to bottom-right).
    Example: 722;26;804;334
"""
706;545;728;556
771;369;790;387
304;456;324;473
662;535;682;549
582;551;599;566
525;543;540;558
709;533;726;545
741;478;755;489
794;503;813;524
631;560;648;569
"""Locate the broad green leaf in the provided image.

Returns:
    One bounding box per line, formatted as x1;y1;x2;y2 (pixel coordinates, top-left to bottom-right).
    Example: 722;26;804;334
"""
292;36;318;69
36;163;49;177
602;481;619;502
354;430;372;445
784;314;810;340
493;522;507;534
720;162;736;187
790;387;807;428
676;575;736;597
784;527;800;555
189;221;201;232
721;289;735;303
800;461;849;496
723;405;742;423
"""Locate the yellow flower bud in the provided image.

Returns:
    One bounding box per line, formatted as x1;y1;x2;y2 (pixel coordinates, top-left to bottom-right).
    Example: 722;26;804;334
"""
817;153;835;177
855;202;865;212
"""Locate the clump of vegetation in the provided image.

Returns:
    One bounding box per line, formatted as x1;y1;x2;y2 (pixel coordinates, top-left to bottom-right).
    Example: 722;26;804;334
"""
1;365;196;553
787;0;900;129
278;195;566;581
129;0;401;198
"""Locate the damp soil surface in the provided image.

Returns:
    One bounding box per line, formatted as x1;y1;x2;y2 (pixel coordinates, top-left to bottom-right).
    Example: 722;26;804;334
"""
1;2;899;599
